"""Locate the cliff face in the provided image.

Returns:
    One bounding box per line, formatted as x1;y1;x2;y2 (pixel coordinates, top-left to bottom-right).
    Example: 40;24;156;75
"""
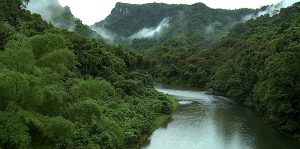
95;2;189;37
93;2;258;48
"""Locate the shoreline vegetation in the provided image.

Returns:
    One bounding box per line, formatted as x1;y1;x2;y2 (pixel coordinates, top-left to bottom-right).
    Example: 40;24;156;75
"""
159;79;300;142
0;0;299;148
146;3;300;141
137;95;179;149
0;1;180;148
156;81;300;142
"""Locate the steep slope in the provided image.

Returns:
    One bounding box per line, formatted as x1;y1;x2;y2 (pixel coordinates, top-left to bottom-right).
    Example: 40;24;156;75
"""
27;0;100;38
0;0;178;148
146;1;300;139
93;2;257;49
210;2;300;138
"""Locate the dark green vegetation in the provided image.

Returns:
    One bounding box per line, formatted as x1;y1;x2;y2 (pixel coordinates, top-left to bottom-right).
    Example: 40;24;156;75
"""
94;0;300;142
145;2;300;140
94;2;257;49
0;0;177;148
211;4;300;138
27;0;101;38
1;0;300;148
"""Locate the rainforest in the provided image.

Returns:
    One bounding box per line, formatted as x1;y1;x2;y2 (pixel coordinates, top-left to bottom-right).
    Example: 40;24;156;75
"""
0;0;299;149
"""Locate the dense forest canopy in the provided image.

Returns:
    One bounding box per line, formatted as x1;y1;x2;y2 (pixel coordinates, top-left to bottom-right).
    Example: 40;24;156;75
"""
93;2;258;49
145;2;300;140
0;0;178;148
26;0;102;39
0;0;299;148
93;0;300;141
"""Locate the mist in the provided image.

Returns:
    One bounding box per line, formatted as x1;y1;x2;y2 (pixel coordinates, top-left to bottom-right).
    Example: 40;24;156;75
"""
27;0;76;31
242;0;299;21
129;18;170;40
90;26;117;42
205;21;223;34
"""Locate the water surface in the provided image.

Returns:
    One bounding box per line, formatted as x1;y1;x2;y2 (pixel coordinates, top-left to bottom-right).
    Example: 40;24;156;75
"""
142;84;300;149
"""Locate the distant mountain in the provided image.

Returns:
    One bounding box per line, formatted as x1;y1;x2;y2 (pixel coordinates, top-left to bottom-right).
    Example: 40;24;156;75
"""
93;2;258;49
145;1;300;138
27;0;100;38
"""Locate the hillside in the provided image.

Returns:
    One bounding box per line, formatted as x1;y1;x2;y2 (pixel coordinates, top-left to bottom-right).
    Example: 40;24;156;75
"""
0;0;178;148
1;0;299;148
93;2;257;49
27;0;101;39
211;2;300;136
146;1;300;139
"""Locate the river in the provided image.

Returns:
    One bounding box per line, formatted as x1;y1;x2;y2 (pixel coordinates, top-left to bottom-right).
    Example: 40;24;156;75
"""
142;84;300;149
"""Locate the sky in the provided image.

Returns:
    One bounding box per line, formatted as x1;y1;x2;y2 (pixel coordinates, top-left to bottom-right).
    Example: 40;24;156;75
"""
58;0;284;25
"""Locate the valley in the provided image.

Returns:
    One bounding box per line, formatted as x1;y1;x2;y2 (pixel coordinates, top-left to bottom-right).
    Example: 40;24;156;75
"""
0;0;299;148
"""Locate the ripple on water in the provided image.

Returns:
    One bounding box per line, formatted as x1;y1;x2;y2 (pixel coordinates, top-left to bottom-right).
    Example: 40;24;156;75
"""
142;85;300;149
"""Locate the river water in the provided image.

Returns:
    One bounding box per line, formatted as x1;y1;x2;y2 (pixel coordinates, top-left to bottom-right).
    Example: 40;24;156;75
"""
142;84;300;149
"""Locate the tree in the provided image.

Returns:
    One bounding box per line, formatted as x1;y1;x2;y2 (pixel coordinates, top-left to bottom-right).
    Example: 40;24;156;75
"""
0;111;31;149
30;34;75;76
69;99;103;124
0;35;35;73
30;33;69;59
0;22;16;50
39;85;71;116
71;79;117;101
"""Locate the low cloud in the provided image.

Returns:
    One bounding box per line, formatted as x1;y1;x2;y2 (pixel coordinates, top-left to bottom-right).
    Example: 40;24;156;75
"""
90;26;117;42
128;17;170;40
242;0;299;21
27;0;76;31
205;21;223;34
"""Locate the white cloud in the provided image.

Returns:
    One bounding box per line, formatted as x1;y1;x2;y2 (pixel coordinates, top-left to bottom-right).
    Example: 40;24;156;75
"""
58;0;285;25
129;17;170;40
242;0;299;21
28;0;76;31
90;26;116;42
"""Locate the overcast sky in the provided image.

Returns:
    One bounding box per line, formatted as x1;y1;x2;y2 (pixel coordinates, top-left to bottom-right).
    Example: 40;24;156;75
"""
58;0;284;25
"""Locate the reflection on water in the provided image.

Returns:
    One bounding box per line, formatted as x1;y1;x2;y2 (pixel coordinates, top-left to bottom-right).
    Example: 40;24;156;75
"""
178;101;194;105
142;85;300;149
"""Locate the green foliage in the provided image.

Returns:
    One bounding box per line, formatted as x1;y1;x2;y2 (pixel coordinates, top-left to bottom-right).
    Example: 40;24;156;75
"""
0;0;26;25
95;2;257;48
0;35;35;73
250;52;300;132
0;2;176;148
115;79;142;95
145;38;214;87
29;33;75;76
37;48;75;76
39;85;70;116
1;0;299;148
72;118;124;149
30;33;69;58
0;22;16;50
0;69;42;110
20;111;74;148
0;112;30;149
145;2;300;139
71;79;117;100
210;3;300;136
74;40;127;82
74;20;100;38
69;99;103;124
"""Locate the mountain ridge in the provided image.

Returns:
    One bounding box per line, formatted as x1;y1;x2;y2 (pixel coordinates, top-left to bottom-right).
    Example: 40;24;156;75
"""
93;2;258;49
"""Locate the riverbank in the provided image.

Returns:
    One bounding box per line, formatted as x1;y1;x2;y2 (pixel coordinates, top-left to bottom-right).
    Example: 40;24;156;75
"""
157;81;300;142
143;85;300;149
133;95;179;149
